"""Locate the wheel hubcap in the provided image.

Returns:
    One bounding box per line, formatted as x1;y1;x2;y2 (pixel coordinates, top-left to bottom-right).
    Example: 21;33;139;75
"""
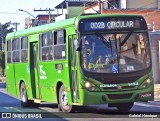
21;88;26;102
61;91;68;106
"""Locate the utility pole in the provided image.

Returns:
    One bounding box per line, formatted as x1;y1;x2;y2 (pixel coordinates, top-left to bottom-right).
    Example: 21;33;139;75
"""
152;21;155;32
34;8;55;23
10;22;20;31
98;0;102;14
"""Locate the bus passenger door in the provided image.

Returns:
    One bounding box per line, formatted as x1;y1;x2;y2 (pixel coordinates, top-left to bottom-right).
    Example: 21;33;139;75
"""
69;35;79;102
30;42;40;99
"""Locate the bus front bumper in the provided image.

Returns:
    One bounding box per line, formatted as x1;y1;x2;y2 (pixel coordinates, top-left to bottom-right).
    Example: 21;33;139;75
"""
78;85;154;105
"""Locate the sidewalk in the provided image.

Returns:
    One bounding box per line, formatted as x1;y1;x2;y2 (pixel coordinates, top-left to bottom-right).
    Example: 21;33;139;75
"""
0;76;5;82
154;84;160;101
0;76;6;88
0;82;6;88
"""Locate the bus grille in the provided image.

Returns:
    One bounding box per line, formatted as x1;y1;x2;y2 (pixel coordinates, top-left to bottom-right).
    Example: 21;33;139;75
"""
103;86;135;90
107;93;132;100
95;76;141;84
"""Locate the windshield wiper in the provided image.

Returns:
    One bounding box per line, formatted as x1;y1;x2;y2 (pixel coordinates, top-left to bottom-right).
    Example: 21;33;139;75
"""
95;32;111;48
120;31;133;46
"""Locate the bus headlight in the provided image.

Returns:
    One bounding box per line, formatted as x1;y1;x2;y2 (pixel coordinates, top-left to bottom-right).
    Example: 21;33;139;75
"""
85;81;91;88
140;78;152;89
81;80;100;91
146;79;151;84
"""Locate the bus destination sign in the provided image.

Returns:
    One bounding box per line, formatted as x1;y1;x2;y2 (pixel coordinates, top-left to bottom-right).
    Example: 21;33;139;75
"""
78;17;147;32
90;21;134;30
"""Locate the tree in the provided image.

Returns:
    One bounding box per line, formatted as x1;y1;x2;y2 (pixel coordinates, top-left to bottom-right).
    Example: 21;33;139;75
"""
0;22;14;76
0;22;14;44
0;51;5;76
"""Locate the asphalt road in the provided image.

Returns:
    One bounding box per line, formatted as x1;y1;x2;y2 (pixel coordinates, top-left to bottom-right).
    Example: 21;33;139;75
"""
0;82;6;88
0;88;160;121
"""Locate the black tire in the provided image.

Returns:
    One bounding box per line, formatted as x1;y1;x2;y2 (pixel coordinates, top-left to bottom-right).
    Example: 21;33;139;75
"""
116;102;134;112
20;82;29;107
20;82;40;107
59;85;74;112
33;103;40;107
58;104;62;111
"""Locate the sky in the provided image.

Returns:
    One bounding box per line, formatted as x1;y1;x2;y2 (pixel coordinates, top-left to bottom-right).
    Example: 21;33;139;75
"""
0;0;64;30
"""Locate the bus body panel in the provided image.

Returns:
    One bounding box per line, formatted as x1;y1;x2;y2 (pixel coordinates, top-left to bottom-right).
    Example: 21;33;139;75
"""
15;64;31;98
6;64;17;96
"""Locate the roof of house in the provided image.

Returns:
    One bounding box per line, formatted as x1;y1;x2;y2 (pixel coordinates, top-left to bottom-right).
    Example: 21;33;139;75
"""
55;0;97;8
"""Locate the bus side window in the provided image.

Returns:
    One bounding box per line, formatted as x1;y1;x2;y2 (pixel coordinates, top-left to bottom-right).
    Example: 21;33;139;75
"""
54;30;66;60
21;37;28;62
12;38;20;63
41;32;53;61
7;40;12;63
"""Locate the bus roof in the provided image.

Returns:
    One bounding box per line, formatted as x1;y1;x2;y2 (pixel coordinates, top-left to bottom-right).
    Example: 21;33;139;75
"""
6;17;76;40
78;13;143;19
6;14;143;40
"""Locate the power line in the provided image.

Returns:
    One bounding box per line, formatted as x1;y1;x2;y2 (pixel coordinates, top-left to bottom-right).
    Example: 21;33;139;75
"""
0;11;24;15
34;8;55;23
39;0;60;9
10;22;20;31
45;0;62;8
0;11;37;16
43;0;57;8
34;0;47;8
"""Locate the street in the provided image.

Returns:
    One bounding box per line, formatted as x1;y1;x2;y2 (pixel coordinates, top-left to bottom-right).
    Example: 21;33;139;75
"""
0;88;160;121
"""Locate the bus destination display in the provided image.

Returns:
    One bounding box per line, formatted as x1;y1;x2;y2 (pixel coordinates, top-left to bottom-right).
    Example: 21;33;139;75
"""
78;17;147;32
90;21;134;29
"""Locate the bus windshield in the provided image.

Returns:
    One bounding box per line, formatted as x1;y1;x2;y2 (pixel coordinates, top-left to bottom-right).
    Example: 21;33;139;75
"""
80;32;151;73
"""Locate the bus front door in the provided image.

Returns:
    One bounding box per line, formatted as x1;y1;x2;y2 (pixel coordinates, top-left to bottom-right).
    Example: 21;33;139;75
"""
69;35;79;103
30;42;40;99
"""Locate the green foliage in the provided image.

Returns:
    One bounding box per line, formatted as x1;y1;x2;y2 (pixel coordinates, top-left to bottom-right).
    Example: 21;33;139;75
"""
0;22;14;42
0;51;5;76
0;22;12;76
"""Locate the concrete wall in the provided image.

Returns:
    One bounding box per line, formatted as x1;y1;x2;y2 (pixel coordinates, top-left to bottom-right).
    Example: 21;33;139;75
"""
68;7;84;18
149;32;160;84
126;0;158;9
158;0;160;9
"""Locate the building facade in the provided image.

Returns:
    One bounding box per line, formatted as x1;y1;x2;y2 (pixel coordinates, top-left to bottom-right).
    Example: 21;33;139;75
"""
85;0;160;31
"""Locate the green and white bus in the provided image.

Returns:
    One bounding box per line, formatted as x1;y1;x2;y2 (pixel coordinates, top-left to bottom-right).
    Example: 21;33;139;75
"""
5;14;153;112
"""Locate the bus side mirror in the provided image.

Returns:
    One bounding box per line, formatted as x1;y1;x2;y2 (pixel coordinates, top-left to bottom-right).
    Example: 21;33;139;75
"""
74;39;81;51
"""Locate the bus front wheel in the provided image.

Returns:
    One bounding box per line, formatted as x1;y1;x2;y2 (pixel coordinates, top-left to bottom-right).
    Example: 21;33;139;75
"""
59;85;74;112
115;102;134;112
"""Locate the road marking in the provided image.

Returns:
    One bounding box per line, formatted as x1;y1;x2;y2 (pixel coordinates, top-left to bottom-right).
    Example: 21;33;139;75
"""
148;101;160;104
4;107;23;112
135;102;160;108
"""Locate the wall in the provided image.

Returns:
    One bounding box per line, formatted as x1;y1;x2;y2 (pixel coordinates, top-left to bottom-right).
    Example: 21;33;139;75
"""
68;7;85;18
126;0;158;9
149;32;160;84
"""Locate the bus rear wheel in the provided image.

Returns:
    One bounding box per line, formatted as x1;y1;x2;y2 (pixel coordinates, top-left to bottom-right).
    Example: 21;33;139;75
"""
20;82;29;107
20;82;39;107
115;102;134;112
59;85;74;112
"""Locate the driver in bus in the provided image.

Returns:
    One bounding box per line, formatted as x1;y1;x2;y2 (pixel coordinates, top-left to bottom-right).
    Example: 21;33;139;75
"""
83;36;92;69
82;36;96;69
